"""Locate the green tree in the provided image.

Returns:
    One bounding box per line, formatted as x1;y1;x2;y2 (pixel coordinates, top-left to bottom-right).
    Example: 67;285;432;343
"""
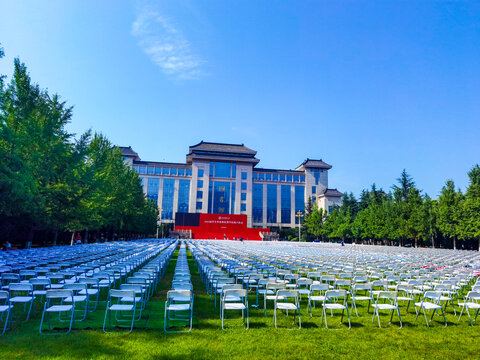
459;165;480;250
437;180;462;250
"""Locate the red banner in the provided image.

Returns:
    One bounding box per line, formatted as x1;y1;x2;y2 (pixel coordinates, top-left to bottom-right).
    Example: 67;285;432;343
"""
175;213;269;241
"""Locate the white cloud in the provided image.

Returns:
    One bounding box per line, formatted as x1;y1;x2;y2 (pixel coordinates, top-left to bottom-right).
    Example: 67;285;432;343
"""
131;10;205;80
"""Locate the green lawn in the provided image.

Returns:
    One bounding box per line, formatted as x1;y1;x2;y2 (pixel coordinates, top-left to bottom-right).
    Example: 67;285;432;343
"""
0;249;478;360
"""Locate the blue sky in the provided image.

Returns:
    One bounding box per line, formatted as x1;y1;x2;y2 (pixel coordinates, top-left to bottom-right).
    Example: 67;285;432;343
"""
1;0;479;198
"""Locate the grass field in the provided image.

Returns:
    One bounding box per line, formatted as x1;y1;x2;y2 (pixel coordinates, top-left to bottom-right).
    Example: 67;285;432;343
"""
0;249;478;360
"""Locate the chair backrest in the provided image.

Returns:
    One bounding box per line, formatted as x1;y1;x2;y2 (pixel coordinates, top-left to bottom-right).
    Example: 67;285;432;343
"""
353;283;372;292
120;284;143;293
423;291;441;301
466;291;480;301
0;290;8;301
325;289;348;299
9;283;32;292
63;283;87;292
46;289;73;299
78;277;99;286
167;290;192;301
223;289;247;299
376;291;398;302
110;289;135;300
30;278;51;286
277;289;299;300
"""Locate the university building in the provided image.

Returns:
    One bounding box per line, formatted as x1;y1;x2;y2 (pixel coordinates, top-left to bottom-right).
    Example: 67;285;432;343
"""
120;141;343;230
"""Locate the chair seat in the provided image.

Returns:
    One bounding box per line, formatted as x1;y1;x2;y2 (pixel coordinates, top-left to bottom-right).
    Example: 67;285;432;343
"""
79;289;98;296
415;302;441;310
352;296;372;301
224;303;246;310
310;296;326;301
439;296;452;302
120;296;142;303
372;304;397;310
276;303;298;310
462;302;480;309
298;289;310;295
224;295;241;302
397;296;412;302
0;305;12;312
64;295;87;303
109;304;134;311
10;296;33;303
266;295;284;300
49;284;64;289
46;305;73;312
167;304;191;311
33;290;47;296
324;304;347;310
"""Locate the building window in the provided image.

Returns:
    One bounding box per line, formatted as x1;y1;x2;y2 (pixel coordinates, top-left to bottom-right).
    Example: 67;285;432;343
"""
280;174;285;182
209;162;214;177
241;182;247;191
147;178;159;204
139;166;146;174
253;183;263;223
210;181;231;214
186;169;192;176
266;174;272;181
197;190;203;199
293;175;299;182
310;169;320;185
287;175;292;182
273;174;278;182
214;162;231;178
178;168;185;176
241;193;247;201
155;167;162;175
241;172;247;180
198;169;204;177
162;179;175;220
171;168;177;176
147;167;154;175
295;186;305;223
231;182;236;214
252;173;258;180
312;186;316;194
163;168;169;175
281;185;291;224
232;163;236;178
133;166;139;173
267;184;277;223
300;176;305;183
259;173;264;181
196;202;203;210
241;203;246;212
328;206;333;213
177;179;190;213
197;180;203;188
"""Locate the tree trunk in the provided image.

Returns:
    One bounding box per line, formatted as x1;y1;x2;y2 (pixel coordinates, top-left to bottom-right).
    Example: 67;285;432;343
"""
431;235;435;249
70;231;75;246
414;238;418;248
453;236;457;250
53;231;58;246
26;227;34;249
84;230;89;244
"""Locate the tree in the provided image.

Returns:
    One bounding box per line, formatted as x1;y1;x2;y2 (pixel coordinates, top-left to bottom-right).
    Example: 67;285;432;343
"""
459;165;480;250
437;180;462;250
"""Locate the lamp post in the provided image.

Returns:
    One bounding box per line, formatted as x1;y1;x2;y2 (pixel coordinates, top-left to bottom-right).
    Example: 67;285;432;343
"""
158;208;163;239
295;210;304;241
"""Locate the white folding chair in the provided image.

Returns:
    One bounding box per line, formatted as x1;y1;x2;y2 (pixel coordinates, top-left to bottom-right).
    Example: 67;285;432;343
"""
274;290;301;329
458;291;480;326
103;289;137;333
414;291;447;327
0;291;12;335
39;289;75;334
321;289;351;329
221;289;248;330
371;291;402;328
164;290;193;333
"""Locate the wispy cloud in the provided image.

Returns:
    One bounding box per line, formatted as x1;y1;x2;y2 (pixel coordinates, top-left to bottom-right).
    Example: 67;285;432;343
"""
131;9;205;80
